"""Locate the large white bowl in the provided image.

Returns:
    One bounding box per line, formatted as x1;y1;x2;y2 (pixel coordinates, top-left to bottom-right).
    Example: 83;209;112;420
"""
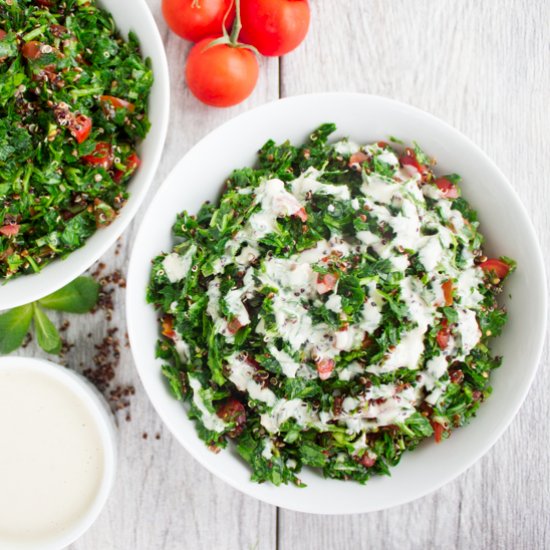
0;0;169;310
127;94;547;514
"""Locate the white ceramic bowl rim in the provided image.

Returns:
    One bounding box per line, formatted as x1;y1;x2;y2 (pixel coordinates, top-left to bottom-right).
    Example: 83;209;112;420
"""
127;93;547;514
0;0;170;310
0;356;117;549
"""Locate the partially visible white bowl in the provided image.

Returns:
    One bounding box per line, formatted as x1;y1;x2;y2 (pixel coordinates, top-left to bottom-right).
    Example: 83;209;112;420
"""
0;356;117;549
127;93;547;514
0;0;169;310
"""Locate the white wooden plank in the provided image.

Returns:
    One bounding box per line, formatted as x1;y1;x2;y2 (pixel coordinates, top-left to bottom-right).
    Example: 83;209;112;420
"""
279;0;550;548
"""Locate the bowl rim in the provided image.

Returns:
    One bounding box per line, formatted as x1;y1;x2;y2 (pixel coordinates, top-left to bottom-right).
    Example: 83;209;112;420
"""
0;0;170;311
0;356;117;549
127;92;548;514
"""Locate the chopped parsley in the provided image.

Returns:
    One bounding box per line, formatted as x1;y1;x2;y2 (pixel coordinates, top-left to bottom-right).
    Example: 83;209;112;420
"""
0;0;153;279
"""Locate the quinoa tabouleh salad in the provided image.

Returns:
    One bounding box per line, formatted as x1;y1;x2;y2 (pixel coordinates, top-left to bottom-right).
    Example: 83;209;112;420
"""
147;124;515;486
0;0;153;279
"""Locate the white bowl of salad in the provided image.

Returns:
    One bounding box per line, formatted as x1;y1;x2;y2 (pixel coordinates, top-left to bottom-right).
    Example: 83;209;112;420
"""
127;93;546;514
0;0;169;309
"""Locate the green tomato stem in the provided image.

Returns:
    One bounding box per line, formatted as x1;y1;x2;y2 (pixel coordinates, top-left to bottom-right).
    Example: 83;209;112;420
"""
229;0;242;45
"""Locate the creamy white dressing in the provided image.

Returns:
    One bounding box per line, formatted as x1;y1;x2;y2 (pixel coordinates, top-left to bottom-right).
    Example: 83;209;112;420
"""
456;308;482;355
325;293;343;313
188;376;227;432
291;167;351;201
0;368;105;546
268;345;302;378
227;354;277;407
173;332;191;362
333;139;360;155
162;245;196;283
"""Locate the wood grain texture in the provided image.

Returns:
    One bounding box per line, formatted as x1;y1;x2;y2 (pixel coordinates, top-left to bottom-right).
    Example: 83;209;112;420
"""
13;0;550;549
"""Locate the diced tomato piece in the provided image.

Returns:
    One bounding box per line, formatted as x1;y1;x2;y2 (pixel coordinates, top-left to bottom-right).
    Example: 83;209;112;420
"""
435;177;459;198
161;316;176;340
348;151;368;168
316;272;339;294
436;319;451;350
227;317;244;334
441;280;454;306
216;398;246;437
100;95;135;113
0;29;6;41
431;420;445;443
244;355;261;369
126;152;141;172
399;147;428;175
69;114;92;144
316;358;335;381
82;142;113;170
359;453;376;468
293;206;308;222
21;41;42;60
479;258;510;280
449;369;464;384
377;141;388;148
113;152;141;183
0;224;20;237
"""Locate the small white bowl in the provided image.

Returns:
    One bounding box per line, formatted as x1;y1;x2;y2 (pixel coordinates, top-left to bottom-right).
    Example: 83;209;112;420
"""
0;0;170;310
127;93;547;514
0;357;117;549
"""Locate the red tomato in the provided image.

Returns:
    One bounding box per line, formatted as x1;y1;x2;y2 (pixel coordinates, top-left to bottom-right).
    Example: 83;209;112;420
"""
21;41;42;60
293;206;308;222
227;317;244;334
0;29;6;41
399;148;428;176
431;420;445;443
449;369;464;384
436;319;451;350
161;316;176;339
185;37;259;107
316;358;334;381
348;151;368;169
359;453;376;468
162;0;235;42
100;95;135;113
113;152;141;182
240;0;310;57
0;224;19;237
441;280;454;306
435;177;459;198
69;114;92;144
479;258;510;280
316;272;338;294
82;142;114;170
216;398;246;437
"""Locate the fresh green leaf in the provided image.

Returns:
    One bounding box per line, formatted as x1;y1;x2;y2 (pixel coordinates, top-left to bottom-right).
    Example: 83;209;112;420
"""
38;276;100;313
0;304;33;354
32;304;62;354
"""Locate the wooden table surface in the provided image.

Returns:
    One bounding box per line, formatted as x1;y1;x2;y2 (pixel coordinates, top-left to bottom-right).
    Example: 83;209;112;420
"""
16;1;550;548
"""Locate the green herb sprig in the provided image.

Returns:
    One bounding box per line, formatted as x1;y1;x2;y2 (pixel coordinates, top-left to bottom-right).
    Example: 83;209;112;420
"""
0;276;99;355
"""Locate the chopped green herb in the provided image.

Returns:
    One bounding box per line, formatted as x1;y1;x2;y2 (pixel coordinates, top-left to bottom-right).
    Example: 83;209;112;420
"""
0;0;153;279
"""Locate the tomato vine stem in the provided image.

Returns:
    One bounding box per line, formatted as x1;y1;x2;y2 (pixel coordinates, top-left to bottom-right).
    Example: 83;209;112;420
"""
202;0;259;54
